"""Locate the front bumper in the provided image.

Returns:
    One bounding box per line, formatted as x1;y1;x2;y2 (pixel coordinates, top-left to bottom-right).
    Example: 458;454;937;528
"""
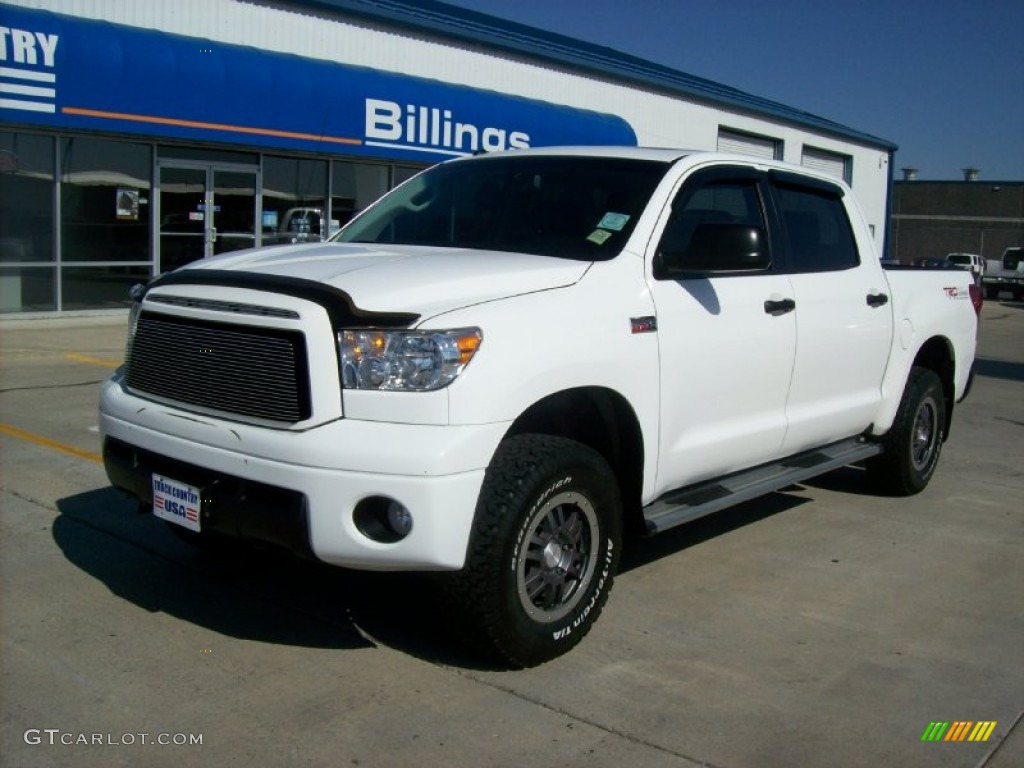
99;377;508;570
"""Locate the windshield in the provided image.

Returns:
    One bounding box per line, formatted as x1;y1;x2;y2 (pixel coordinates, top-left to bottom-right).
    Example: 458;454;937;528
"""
335;155;669;260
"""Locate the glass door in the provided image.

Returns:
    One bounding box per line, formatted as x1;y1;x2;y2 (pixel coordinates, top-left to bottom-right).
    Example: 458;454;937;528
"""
212;168;256;255
158;165;206;272
157;162;257;272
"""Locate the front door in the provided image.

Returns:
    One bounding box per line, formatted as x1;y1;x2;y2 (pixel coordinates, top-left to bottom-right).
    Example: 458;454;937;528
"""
157;162;258;272
647;167;797;495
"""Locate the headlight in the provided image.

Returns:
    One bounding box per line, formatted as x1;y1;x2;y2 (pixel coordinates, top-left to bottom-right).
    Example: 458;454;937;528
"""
339;328;482;391
124;282;146;361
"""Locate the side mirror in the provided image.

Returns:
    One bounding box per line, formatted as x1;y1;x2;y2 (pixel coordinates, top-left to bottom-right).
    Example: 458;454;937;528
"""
657;222;770;277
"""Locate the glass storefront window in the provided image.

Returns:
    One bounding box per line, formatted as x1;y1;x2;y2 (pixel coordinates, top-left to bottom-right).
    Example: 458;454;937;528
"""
61;266;151;310
0;267;56;313
262;156;327;246
1;132;55;312
0;130;433;313
60;136;152;262
331;161;390;229
392;164;426;188
0;131;54;265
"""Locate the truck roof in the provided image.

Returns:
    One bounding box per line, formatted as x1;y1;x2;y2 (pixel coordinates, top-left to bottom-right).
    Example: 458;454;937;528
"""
447;146;856;192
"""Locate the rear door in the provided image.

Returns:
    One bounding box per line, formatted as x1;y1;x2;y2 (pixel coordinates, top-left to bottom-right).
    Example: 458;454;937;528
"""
771;172;893;454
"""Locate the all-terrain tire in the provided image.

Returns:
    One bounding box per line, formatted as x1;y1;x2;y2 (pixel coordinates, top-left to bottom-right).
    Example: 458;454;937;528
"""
867;366;946;496
449;434;622;667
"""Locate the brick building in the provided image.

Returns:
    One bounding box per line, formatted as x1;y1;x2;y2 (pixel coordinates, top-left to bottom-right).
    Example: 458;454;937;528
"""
891;174;1024;265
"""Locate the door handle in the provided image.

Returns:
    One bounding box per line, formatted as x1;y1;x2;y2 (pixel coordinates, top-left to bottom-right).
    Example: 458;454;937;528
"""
764;297;796;316
866;292;889;307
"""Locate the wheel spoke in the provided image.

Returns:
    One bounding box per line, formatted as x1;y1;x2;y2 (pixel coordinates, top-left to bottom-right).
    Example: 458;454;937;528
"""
524;570;547;600
524;548;544;563
544;508;560;533
563;510;584;546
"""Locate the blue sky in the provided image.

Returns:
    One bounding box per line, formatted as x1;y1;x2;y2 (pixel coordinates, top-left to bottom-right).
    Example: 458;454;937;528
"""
446;0;1024;180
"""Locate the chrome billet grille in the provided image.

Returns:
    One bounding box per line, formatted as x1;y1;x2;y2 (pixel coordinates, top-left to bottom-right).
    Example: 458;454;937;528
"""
147;294;300;319
125;312;311;423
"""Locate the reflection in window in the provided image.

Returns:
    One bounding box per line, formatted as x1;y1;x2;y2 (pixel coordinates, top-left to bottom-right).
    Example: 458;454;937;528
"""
332;161;389;230
0;132;55;312
659;180;764;259
61;266;151;310
0;131;54;265
0;266;56;312
60;136;151;262
262;156;327;245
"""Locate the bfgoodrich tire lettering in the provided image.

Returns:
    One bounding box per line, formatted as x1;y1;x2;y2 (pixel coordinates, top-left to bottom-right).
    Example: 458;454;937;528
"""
869;366;946;495
452;435;622;667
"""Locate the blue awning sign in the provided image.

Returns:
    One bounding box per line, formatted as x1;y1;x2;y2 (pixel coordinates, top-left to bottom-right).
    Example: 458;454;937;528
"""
0;6;637;160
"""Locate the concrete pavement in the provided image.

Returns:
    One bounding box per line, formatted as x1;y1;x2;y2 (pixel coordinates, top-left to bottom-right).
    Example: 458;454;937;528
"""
2;301;1022;767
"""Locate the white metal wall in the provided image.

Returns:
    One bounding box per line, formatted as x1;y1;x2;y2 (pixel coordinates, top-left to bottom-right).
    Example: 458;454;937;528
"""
6;0;893;248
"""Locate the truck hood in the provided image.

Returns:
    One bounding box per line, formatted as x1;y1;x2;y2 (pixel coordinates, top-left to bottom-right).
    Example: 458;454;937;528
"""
183;242;590;321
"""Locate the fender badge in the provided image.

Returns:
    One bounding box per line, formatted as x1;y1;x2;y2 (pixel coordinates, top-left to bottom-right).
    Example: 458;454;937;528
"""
630;316;658;334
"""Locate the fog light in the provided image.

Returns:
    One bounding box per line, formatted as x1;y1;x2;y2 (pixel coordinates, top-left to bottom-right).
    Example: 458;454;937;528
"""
387;501;413;537
353;496;413;543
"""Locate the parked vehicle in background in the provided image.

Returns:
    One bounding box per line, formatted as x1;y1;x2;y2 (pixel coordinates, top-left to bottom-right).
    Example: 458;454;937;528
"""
946;253;985;285
99;148;980;667
916;256;951;269
982;246;1024;300
264;207;342;245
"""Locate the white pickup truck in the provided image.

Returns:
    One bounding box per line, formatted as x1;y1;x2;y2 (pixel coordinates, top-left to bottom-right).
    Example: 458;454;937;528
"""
100;148;979;666
982;246;1024;300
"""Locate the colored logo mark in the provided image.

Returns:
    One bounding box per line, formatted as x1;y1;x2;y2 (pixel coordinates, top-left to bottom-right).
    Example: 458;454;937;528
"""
921;721;997;742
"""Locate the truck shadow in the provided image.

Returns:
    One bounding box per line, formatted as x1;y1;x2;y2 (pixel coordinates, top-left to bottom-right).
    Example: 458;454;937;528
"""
620;491;809;573
54;479;865;667
973;357;1024;382
53;487;497;669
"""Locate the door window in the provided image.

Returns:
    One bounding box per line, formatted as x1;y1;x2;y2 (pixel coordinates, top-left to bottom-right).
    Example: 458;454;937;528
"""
774;182;859;272
656;177;767;276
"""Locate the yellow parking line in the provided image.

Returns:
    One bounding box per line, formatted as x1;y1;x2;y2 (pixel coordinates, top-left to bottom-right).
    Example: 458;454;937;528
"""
0;423;103;464
65;353;121;368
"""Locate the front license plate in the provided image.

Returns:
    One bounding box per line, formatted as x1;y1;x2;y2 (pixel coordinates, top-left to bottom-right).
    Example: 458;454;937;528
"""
152;473;201;532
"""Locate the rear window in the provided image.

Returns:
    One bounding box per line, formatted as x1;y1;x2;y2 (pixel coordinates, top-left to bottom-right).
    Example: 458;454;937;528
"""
774;183;859;272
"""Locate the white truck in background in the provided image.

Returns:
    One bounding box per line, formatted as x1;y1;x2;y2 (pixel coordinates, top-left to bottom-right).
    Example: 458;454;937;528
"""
983;246;1024;300
946;253;985;285
265;207;342;245
100;148;979;666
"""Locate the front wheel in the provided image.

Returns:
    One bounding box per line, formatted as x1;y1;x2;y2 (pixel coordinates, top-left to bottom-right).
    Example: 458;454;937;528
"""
868;366;946;495
450;435;622;667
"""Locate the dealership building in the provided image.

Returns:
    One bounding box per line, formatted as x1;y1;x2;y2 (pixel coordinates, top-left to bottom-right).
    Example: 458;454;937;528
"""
0;0;896;314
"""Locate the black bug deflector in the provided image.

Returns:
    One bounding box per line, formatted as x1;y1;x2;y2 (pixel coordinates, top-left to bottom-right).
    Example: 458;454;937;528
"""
145;270;420;331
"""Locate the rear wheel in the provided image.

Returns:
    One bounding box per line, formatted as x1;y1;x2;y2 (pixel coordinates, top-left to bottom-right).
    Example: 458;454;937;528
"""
450;435;622;667
868;366;946;495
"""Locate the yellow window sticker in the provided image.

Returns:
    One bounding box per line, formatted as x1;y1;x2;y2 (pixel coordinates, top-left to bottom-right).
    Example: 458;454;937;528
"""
587;229;613;245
